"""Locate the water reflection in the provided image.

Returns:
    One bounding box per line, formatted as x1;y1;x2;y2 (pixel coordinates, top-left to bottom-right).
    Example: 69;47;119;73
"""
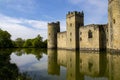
11;48;48;80
80;51;107;77
1;48;120;80
48;50;108;80
107;53;120;80
48;50;60;75
0;49;31;80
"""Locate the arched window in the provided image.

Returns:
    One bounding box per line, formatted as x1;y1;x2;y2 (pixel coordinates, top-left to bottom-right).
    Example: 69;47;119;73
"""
88;30;93;38
49;33;50;36
70;32;72;36
113;19;115;24
70;38;72;42
70;23;72;27
80;37;82;41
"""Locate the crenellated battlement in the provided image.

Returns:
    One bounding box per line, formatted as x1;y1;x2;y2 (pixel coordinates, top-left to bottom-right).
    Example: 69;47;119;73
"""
66;11;84;18
48;21;60;26
108;0;114;4
47;0;120;51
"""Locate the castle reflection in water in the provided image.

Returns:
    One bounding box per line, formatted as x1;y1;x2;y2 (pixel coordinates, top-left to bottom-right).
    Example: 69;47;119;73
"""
48;49;120;80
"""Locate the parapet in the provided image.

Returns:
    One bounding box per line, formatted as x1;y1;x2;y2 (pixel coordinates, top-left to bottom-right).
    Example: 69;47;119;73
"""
66;11;84;18
108;0;113;4
48;21;60;26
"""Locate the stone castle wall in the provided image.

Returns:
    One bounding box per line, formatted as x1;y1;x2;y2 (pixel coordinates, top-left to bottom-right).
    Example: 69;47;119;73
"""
56;24;107;51
47;22;60;49
57;31;67;49
108;0;120;50
79;24;100;51
79;24;107;51
48;0;120;51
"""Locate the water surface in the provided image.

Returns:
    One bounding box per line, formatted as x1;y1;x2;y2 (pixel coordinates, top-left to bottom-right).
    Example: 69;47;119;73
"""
0;49;119;80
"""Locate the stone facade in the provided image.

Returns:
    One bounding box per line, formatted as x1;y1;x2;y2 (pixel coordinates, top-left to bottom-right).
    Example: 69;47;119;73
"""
47;22;60;49
57;31;67;49
80;24;107;51
48;0;120;51
66;11;84;50
108;0;120;50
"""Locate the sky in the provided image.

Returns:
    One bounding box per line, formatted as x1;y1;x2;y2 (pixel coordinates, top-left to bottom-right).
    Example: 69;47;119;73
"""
0;0;108;40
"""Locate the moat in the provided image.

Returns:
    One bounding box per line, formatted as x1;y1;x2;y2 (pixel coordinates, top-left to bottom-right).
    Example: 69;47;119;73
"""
0;48;120;80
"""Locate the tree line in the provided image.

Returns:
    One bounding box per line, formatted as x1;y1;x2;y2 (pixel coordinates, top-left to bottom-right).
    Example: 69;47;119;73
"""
0;29;47;48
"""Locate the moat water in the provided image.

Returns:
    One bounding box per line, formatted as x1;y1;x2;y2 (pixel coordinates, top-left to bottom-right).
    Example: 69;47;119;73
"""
0;48;120;80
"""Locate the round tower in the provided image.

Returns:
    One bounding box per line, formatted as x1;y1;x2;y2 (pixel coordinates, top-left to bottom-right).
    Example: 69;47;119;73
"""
108;0;120;50
48;21;60;49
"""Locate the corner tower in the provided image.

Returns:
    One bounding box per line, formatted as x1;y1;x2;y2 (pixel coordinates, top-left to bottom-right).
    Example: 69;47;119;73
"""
66;11;84;50
108;0;120;50
48;22;60;49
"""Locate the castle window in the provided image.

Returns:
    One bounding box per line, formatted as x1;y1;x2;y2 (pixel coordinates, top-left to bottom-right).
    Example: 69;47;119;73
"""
49;33;50;35
80;37;82;41
113;19;115;24
70;32;72;36
80;32;82;35
70;23;72;27
88;30;93;38
70;38;72;42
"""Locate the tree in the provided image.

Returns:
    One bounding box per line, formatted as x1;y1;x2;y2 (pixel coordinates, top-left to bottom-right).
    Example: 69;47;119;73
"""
42;39;47;48
23;39;33;48
0;29;13;48
32;35;43;48
14;38;25;48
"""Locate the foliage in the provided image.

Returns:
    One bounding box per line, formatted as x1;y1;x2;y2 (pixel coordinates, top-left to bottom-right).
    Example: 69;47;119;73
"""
32;35;43;48
23;39;33;48
23;34;47;48
0;29;47;48
0;29;13;48
14;38;25;48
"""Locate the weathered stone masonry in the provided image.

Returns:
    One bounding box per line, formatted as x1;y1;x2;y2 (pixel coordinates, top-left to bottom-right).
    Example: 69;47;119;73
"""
48;0;120;51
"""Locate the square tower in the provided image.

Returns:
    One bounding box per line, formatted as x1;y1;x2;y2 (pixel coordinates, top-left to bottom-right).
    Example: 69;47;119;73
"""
66;11;84;50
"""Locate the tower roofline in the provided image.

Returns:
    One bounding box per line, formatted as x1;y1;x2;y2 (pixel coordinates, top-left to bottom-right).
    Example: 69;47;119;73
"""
108;0;113;4
66;11;84;18
48;21;60;26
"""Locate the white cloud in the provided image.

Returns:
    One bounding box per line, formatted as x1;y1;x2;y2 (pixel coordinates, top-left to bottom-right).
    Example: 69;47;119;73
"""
0;14;47;40
25;20;47;30
68;0;108;25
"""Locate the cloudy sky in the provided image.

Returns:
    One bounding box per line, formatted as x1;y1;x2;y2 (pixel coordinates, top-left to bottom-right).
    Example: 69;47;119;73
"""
0;0;108;40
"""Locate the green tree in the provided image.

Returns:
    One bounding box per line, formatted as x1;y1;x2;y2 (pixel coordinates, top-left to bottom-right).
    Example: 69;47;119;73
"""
32;35;43;48
42;39;47;48
23;39;33;48
14;38;25;48
0;29;13;48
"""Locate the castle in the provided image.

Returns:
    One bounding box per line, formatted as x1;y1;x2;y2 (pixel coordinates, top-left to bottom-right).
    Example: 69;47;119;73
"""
48;0;120;52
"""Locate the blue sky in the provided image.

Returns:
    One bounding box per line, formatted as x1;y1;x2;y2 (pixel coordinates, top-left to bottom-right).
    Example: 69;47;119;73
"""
0;0;108;40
